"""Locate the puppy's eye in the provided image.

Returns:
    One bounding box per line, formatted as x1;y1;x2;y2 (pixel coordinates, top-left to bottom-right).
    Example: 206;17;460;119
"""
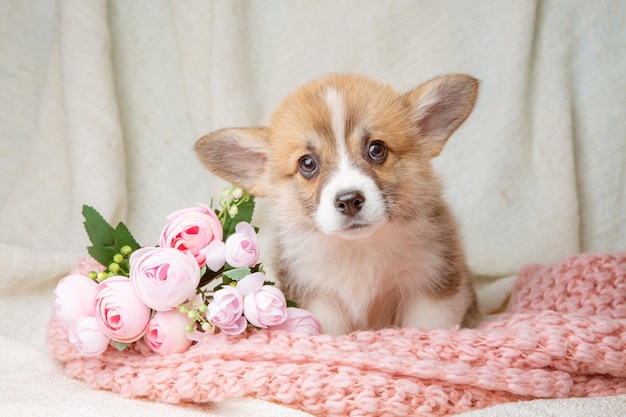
367;140;387;163
298;155;318;179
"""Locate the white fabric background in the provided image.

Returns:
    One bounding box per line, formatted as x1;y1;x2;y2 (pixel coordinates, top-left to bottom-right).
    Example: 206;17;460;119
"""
1;1;625;416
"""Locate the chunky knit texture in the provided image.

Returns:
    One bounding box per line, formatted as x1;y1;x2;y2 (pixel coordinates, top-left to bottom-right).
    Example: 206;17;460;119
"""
48;251;626;416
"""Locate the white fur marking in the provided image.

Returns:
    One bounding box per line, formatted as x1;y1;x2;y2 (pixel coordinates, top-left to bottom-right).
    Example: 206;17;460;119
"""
315;88;387;239
315;166;386;238
324;88;347;166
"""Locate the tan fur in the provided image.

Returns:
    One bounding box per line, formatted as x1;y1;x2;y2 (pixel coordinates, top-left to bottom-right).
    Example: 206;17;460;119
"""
195;73;480;335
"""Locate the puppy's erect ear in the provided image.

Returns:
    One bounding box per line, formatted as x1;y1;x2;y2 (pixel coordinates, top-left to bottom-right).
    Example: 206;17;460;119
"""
194;127;269;197
404;74;479;157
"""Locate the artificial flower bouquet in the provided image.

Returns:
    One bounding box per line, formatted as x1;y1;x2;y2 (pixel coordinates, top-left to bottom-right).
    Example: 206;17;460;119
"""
53;186;321;357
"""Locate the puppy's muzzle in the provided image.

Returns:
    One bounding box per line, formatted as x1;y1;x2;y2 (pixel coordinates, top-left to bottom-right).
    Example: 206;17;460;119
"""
334;190;365;217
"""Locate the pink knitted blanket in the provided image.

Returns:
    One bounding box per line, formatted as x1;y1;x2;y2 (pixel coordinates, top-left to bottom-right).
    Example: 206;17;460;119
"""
47;250;626;416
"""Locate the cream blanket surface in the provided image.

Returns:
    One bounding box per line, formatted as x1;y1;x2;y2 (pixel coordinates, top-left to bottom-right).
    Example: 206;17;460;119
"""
1;1;625;416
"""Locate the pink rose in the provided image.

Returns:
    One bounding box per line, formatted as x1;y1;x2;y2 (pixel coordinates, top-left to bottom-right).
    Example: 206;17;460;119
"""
204;240;226;272
238;273;288;329
54;274;98;329
68;317;110;357
130;247;200;311
144;310;193;355
224;222;260;268
244;286;288;328
207;286;247;335
270;308;321;335
94;276;151;343
160;204;223;268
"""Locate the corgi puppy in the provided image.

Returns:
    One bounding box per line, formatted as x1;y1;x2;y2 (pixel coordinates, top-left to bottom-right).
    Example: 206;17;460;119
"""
195;73;479;335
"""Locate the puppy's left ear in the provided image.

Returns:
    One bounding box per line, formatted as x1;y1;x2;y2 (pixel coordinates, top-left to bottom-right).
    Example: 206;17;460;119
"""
404;74;479;157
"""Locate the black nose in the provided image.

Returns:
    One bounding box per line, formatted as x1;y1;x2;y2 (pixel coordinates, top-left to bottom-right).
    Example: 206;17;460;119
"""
335;191;365;216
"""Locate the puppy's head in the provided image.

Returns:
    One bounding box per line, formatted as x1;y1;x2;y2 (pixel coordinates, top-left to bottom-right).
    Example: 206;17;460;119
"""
195;74;478;239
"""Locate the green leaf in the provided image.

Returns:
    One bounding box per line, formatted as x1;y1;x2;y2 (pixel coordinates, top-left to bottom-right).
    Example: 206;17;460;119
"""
222;196;255;239
114;222;141;251
221;217;234;240
86;245;117;267
234;195;255;224
222;267;251;281
82;205;115;248
286;299;298;308
113;341;129;351
82;205;141;269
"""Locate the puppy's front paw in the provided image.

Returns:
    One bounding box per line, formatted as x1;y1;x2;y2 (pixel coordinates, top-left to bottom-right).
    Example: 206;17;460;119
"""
306;298;352;336
402;295;468;330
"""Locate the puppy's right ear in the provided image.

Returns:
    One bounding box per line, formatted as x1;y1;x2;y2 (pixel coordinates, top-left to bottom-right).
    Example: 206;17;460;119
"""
194;127;269;197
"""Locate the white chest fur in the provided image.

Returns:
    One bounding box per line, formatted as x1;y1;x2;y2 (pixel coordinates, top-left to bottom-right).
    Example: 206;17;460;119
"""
270;216;457;334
